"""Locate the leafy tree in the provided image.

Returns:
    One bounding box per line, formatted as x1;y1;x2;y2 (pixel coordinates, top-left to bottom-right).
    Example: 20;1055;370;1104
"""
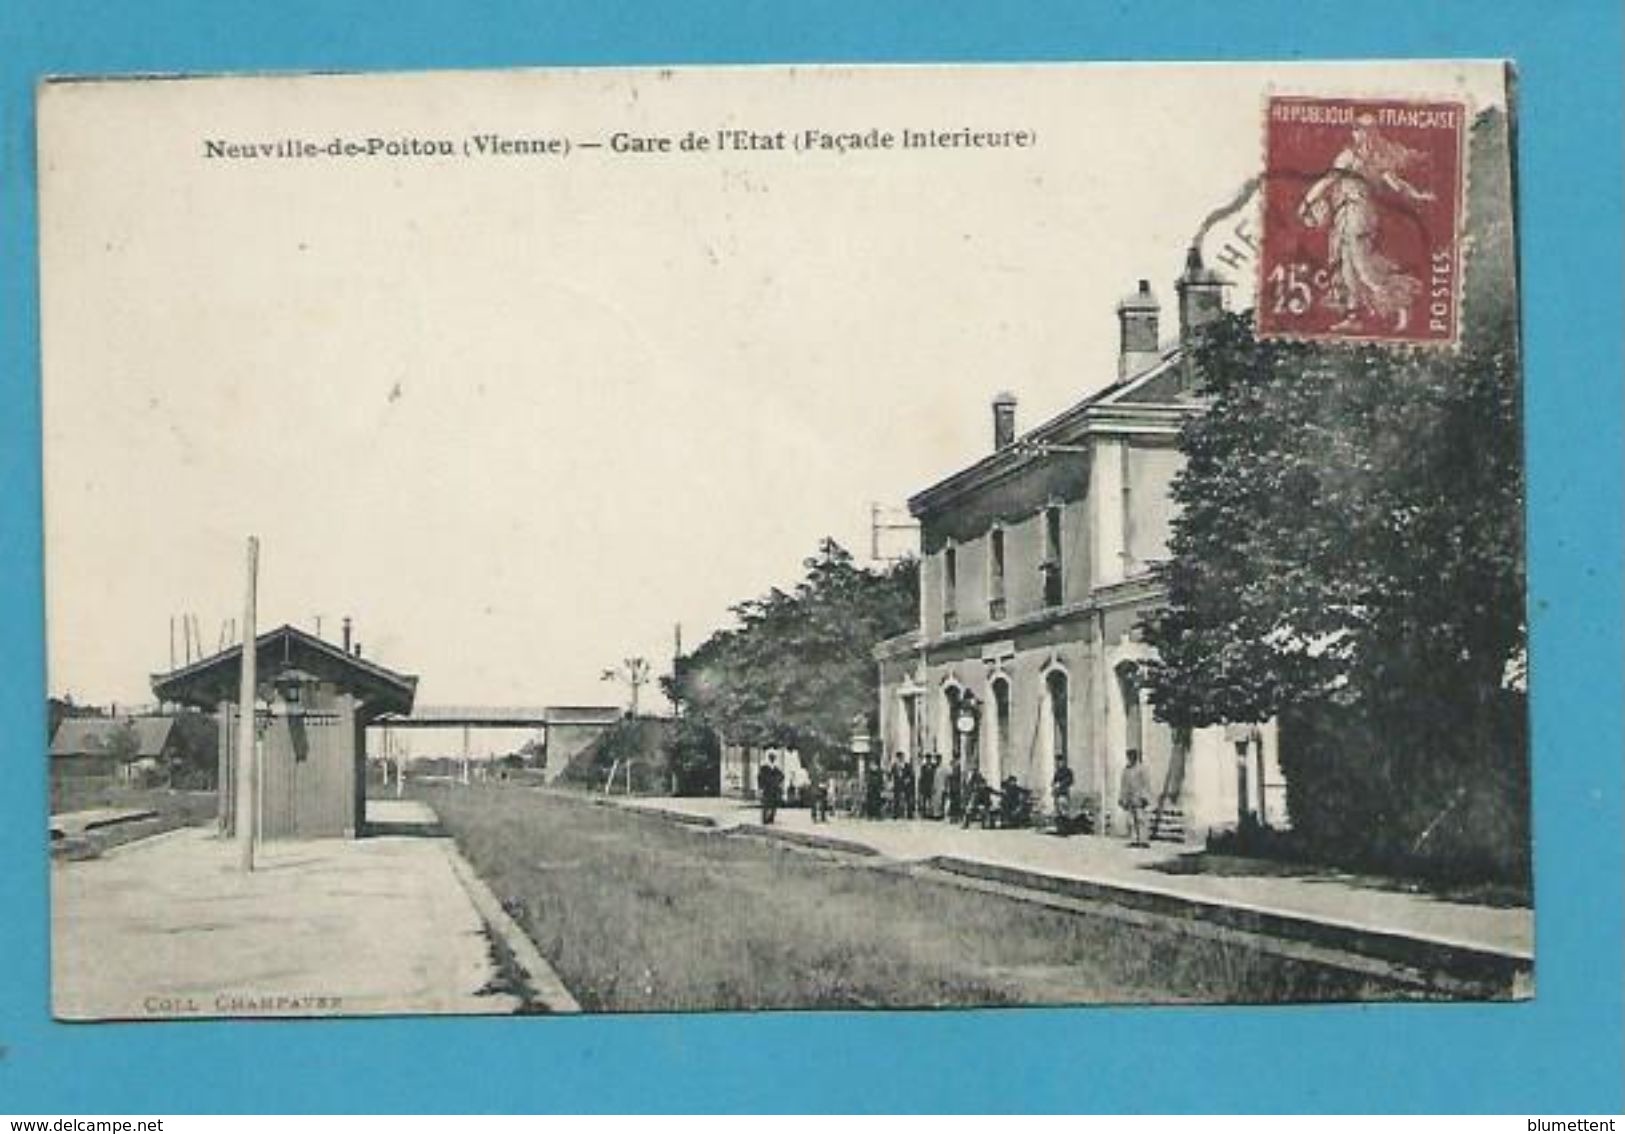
665;539;917;784
664;716;720;795
47;696;81;740
98;719;142;765
1140;109;1526;880
165;710;219;789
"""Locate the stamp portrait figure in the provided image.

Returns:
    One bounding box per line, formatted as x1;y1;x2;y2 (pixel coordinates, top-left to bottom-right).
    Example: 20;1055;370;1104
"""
1298;112;1436;333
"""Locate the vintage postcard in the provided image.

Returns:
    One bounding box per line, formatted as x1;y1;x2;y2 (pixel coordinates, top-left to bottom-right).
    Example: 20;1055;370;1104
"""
38;61;1528;1019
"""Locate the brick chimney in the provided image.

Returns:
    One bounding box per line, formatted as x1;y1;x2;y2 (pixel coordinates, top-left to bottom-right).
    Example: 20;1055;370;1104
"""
1176;244;1227;341
1116;279;1160;379
342;617;352;654
992;391;1018;450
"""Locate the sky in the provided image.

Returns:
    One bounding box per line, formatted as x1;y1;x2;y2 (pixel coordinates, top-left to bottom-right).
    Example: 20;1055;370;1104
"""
39;61;1507;721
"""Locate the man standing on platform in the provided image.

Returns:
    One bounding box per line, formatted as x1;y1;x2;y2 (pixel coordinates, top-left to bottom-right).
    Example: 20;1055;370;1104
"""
918;753;938;820
889;752;908;819
808;758;830;823
1119;747;1151;847
1051;758;1075;834
758;752;785;826
945;754;963;823
865;758;885;819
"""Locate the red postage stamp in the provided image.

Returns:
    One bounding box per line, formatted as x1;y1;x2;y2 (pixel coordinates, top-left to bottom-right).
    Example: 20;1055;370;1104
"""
1257;95;1466;345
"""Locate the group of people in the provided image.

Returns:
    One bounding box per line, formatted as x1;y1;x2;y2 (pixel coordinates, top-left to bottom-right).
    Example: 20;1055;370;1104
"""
863;752;954;821
760;745;1157;846
855;753;1038;829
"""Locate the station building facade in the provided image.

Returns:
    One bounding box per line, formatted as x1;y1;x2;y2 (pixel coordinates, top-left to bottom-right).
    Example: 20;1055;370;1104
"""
875;250;1286;842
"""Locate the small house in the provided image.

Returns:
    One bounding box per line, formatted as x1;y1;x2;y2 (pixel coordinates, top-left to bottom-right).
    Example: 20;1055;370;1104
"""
151;624;417;839
50;716;180;793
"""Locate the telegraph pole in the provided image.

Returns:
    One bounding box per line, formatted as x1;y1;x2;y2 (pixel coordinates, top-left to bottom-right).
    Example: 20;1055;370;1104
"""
235;537;259;873
670;624;683;793
669;631;681;722
601;657;651;795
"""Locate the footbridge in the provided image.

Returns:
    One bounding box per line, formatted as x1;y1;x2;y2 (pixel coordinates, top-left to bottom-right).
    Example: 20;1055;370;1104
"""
368;704;625;782
372;705;622;729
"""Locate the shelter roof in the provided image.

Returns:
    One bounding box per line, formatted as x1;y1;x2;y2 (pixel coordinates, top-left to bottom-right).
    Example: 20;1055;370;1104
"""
151;624;417;718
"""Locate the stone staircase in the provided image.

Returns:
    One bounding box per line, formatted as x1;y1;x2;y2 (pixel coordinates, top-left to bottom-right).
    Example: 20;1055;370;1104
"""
1148;802;1187;844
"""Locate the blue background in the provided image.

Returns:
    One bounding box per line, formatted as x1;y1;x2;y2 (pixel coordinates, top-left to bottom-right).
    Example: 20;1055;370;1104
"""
2;0;1620;1114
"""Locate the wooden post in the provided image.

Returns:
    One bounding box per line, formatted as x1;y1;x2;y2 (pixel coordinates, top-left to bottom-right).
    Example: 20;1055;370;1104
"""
1255;734;1270;827
1236;739;1250;829
235;537;259;872
216;700;233;833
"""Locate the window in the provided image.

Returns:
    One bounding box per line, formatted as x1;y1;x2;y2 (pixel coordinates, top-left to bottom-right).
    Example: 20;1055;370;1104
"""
1042;505;1064;607
1117;664;1144;756
943;685;963;761
989;527;1007;621
943;546;958;631
1046;669;1069;764
990;676;1012;781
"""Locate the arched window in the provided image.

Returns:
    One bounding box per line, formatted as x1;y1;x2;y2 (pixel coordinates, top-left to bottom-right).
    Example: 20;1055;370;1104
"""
941;683;962;765
1116;663;1143;757
989;675;1011;782
899;692;920;760
1045;669;1069;766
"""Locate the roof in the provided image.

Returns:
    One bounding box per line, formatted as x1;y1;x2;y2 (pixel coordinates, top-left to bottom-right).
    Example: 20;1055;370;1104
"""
151;623;417;718
907;345;1200;518
909;250;1229;520
50;716;175;760
544;706;628;726
873;628;923;663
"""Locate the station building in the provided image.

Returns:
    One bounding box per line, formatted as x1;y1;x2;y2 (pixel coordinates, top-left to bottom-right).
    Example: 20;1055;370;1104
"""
875;249;1286;842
